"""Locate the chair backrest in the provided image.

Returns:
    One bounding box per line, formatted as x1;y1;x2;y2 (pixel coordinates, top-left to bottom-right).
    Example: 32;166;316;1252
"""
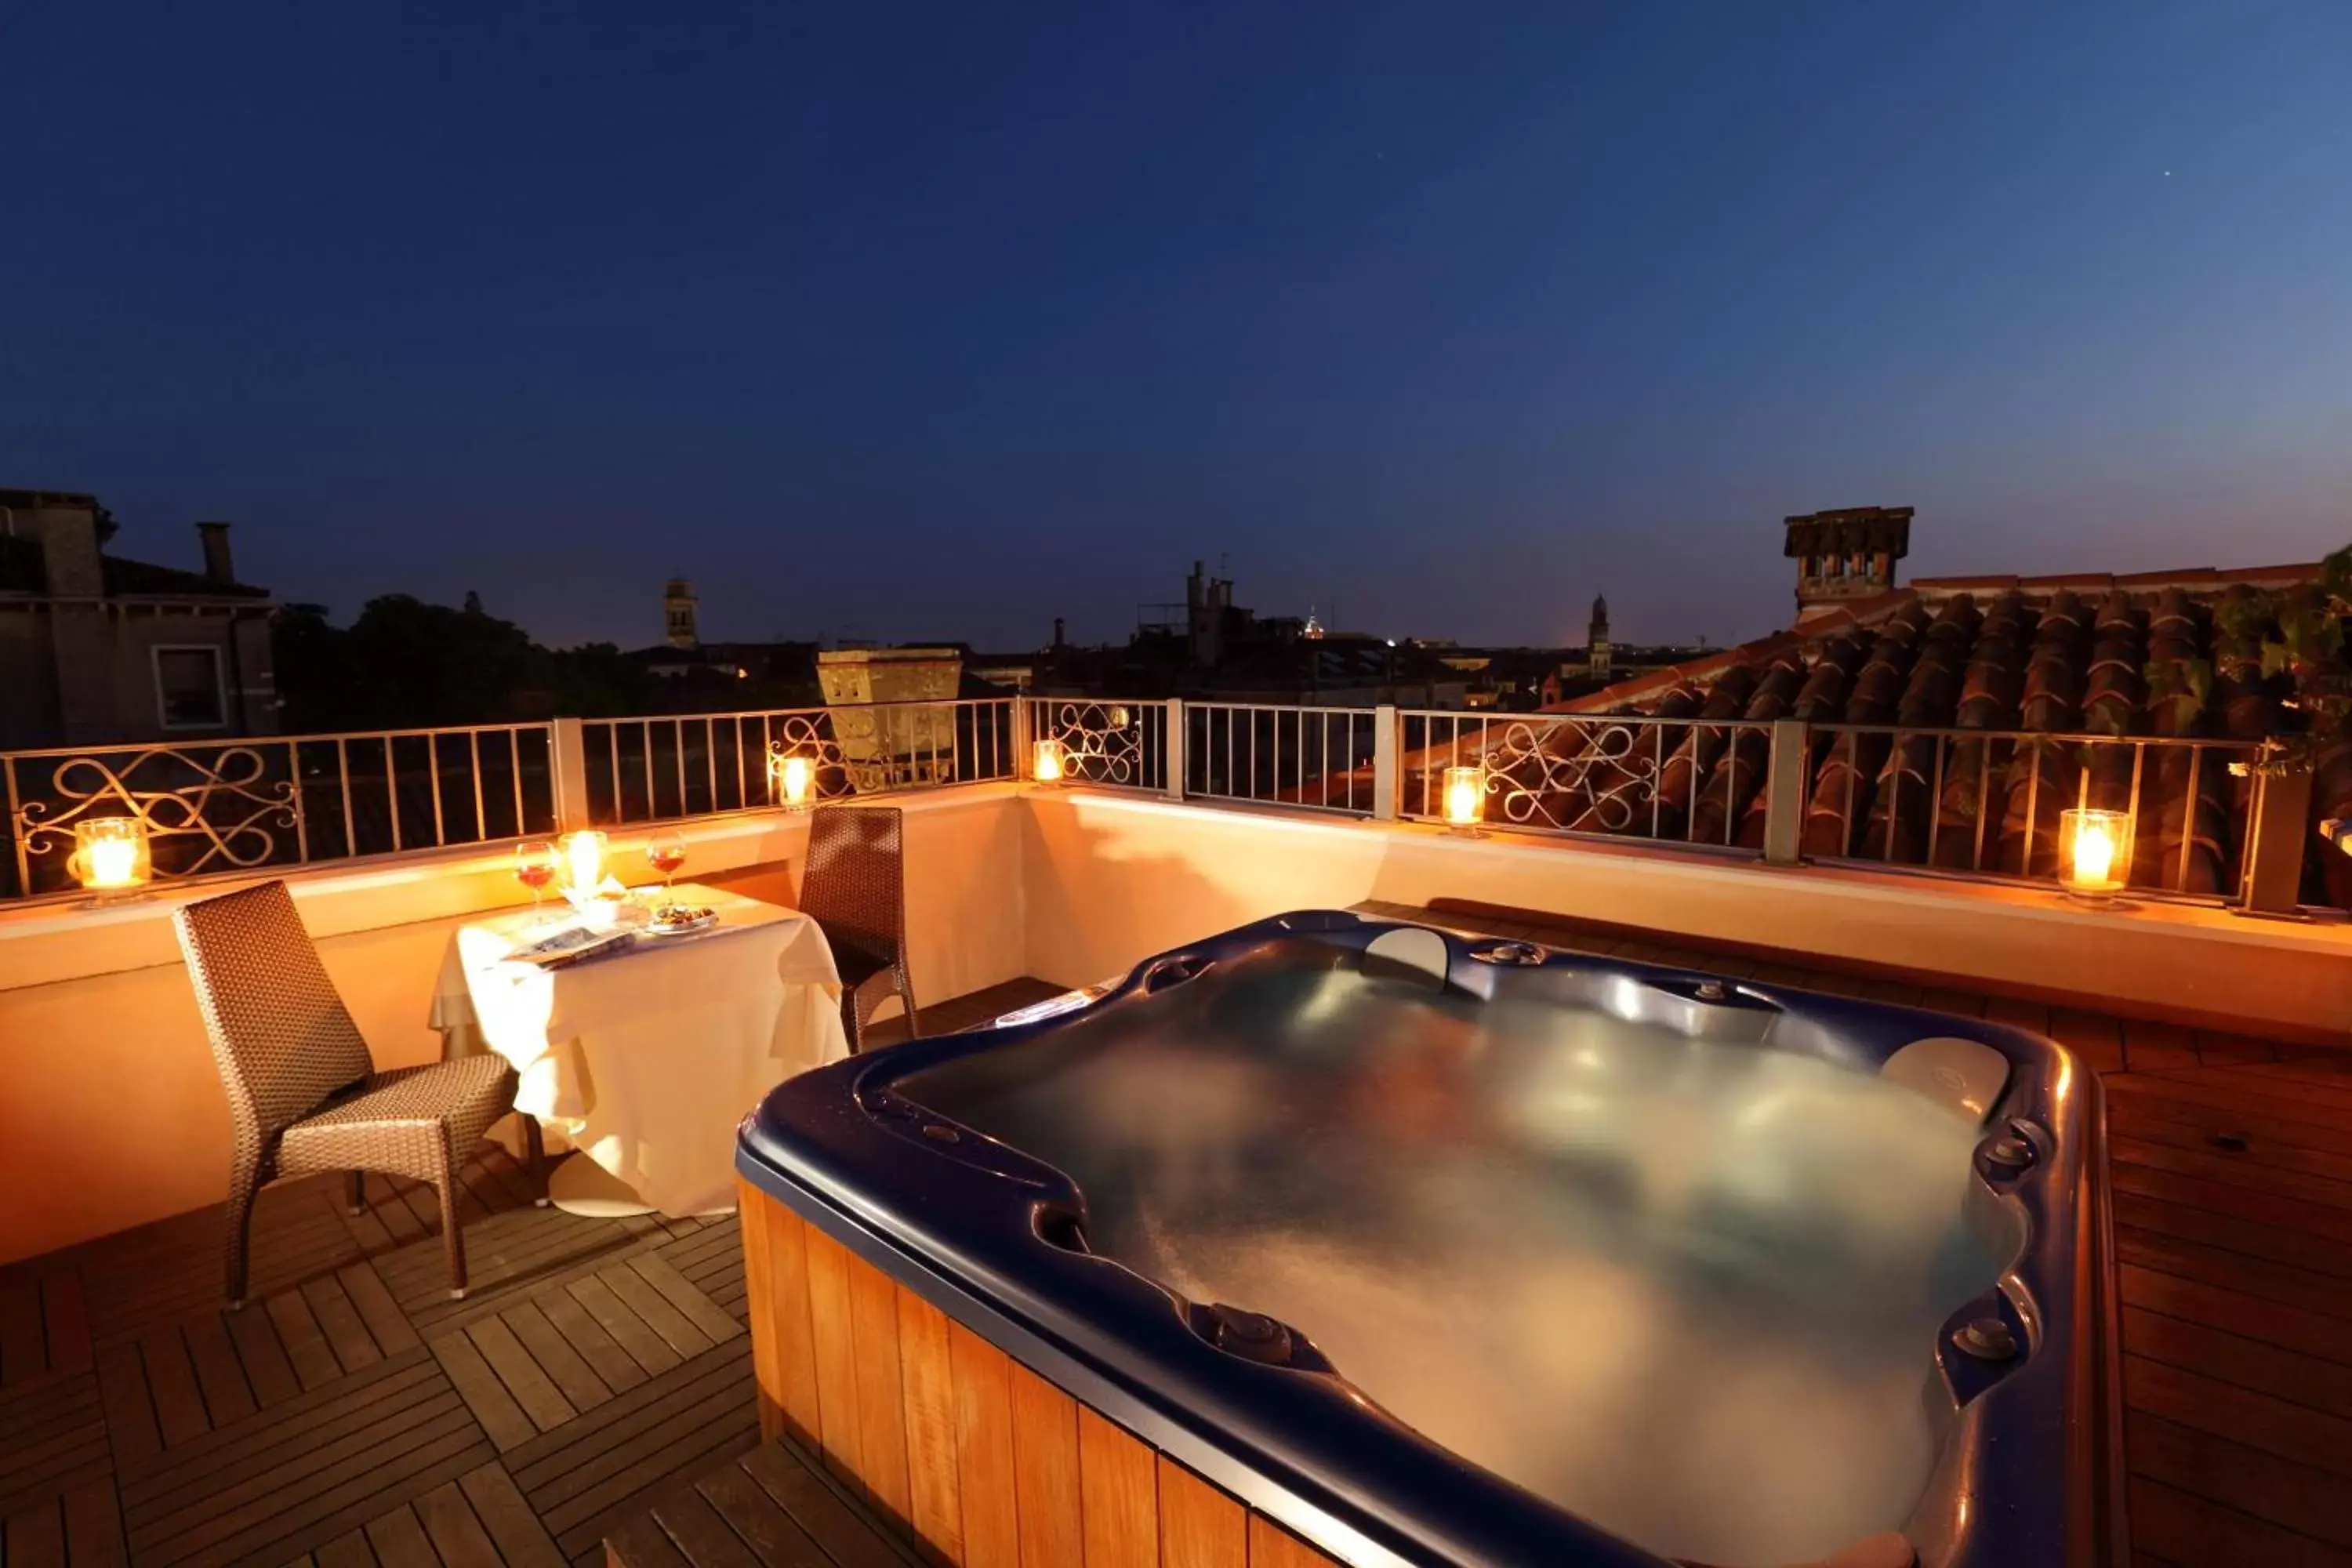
174;880;373;1143
799;805;906;961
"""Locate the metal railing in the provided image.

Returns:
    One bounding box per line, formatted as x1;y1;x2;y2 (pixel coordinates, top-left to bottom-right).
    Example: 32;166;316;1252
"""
1399;709;1778;848
580;699;1020;826
2;724;557;901
0;694;2318;916
1185;702;1380;815
1800;724;2264;898
1024;699;1173;794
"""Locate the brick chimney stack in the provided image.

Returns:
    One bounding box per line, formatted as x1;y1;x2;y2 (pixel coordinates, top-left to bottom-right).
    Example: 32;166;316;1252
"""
196;521;235;586
1784;506;1913;622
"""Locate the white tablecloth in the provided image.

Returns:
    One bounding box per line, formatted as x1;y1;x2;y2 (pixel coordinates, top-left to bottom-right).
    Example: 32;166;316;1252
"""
429;884;850;1215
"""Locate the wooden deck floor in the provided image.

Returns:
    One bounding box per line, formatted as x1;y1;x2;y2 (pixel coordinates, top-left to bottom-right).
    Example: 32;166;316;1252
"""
0;978;1059;1568
9;920;2351;1568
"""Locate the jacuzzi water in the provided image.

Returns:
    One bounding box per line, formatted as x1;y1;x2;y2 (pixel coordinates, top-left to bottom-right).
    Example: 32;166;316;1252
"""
905;946;2015;1566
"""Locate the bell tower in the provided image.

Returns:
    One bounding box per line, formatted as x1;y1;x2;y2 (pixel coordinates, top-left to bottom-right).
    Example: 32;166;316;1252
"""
1588;593;1612;680
663;578;699;649
1784;506;1911;621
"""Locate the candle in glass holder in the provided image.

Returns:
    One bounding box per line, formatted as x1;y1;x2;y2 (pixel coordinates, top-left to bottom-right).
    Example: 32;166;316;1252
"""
74;817;150;891
2060;807;2129;899
775;753;813;808
1443;765;1486;833
561;829;608;894
1033;739;1064;783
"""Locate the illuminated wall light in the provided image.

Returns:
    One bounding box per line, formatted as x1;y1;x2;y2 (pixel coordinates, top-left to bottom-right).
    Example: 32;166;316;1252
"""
1033;739;1065;784
1443;764;1486;835
561;829;608;894
72;817;151;898
2059;807;2130;903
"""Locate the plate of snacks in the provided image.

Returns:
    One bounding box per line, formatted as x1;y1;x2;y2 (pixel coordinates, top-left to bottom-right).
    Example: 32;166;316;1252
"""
647;902;718;936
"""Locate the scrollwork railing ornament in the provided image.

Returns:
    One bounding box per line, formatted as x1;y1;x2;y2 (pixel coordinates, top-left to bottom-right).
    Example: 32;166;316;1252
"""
1044;701;1145;786
765;717;851;804
1467;717;1664;834
9;745;303;893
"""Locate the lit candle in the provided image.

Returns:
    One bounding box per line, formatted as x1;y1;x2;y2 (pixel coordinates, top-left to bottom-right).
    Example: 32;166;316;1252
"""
1033;739;1064;783
1443;764;1486;832
778;753;813;808
561;830;608;893
76;817;148;890
2060;807;2128;898
2073;822;2114;885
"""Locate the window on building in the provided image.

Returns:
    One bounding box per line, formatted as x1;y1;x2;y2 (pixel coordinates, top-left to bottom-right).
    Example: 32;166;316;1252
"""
154;646;227;729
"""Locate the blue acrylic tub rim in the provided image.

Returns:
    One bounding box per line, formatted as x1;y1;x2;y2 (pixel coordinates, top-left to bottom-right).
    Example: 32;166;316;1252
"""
736;910;2103;1568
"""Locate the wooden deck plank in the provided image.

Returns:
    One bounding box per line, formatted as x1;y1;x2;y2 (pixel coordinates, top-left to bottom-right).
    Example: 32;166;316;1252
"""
125;1373;459;1533
737;1443;911;1568
267;1290;346;1392
302;1276;386;1376
336;1263;422;1359
2127;1475;2352;1567
504;1298;617;1415
182;1313;259;1429
2128;1411;2352;1550
128;1393;474;1555
568;1276;684;1380
140;1328;212;1448
651;1488;764;1568
430;1331;538;1453
466;1316;579;1434
456;1461;568;1568
626;1256;743;1348
361;1504;441;1568
600;1265;719;1363
60;1478;126;1568
695;1456;830;1567
226;1298;305;1408
2125;1356;2352;1483
412;1477;506;1568
539;1284;649;1397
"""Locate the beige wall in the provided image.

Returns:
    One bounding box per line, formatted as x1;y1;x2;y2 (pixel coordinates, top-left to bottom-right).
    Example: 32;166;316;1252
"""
1018;790;2352;1038
5;779;2350;1266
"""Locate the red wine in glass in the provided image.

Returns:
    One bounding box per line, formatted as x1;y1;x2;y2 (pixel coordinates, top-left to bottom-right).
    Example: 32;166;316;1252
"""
515;840;560;912
647;833;687;901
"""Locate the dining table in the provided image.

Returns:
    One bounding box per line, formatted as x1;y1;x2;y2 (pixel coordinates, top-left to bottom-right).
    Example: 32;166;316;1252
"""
428;881;851;1217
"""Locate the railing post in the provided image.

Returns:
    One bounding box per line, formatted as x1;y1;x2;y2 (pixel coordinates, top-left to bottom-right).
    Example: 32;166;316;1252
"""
550;717;593;830
1011;697;1034;780
1373;705;1399;822
1163;699;1185;801
2238;755;2314;916
1761;719;1808;866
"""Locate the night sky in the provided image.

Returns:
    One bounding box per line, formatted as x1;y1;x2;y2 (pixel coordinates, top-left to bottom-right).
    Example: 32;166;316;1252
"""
4;3;2347;653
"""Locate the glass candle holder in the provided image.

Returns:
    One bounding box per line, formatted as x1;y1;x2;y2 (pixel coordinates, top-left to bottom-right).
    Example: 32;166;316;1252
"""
561;829;608;895
1443;765;1486;834
72;817;151;897
2060;807;2131;901
1033;739;1064;784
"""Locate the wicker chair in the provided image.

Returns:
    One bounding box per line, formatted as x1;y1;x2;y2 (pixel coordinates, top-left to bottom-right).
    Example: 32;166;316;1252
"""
174;880;542;1306
800;805;918;1051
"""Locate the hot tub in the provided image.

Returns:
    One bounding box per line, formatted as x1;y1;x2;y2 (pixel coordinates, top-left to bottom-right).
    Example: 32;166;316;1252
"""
735;911;2108;1568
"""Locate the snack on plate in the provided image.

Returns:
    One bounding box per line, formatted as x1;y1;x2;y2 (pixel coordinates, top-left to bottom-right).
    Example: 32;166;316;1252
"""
652;902;716;930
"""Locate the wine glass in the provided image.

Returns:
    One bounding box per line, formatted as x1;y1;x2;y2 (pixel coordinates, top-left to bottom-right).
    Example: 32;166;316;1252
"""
514;840;560;913
645;830;687;905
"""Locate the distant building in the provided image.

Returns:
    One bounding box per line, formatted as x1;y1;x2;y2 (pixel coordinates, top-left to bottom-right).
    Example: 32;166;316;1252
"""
0;488;276;748
1588;593;1612;681
663;578;699;649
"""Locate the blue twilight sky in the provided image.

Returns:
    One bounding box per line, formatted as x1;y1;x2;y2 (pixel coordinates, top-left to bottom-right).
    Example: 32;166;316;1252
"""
2;2;2347;652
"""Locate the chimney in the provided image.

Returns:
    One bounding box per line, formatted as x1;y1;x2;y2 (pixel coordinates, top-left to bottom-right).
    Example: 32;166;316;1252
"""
196;521;236;586
1053;616;1066;648
36;499;105;599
